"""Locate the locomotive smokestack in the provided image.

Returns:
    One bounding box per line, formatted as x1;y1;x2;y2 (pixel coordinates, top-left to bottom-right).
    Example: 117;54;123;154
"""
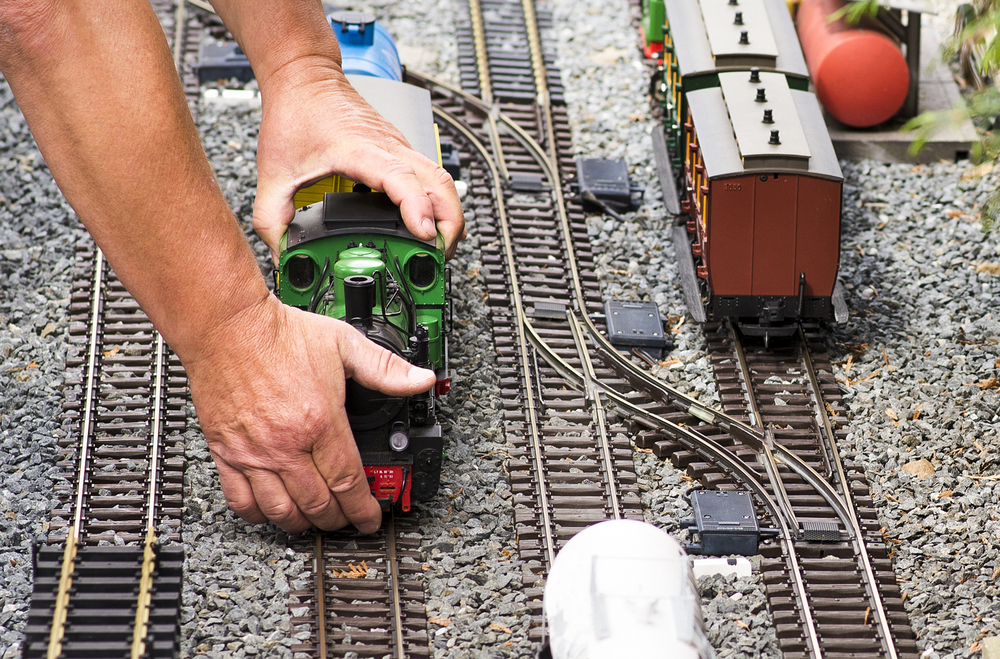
409;324;430;368
343;275;375;331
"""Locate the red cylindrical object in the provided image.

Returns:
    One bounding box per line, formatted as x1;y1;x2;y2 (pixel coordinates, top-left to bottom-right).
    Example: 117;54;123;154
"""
796;0;910;128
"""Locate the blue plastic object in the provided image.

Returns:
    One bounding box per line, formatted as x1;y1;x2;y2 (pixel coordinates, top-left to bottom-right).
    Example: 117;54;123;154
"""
329;10;402;82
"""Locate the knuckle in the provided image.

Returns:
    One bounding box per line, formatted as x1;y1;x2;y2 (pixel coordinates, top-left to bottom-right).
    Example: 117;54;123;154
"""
259;498;299;524
429;164;456;187
225;495;259;519
375;348;397;378
298;496;333;519
327;468;368;496
383;158;418;183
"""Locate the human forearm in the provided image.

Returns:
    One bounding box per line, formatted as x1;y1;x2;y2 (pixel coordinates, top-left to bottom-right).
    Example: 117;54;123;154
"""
207;0;343;93
0;0;269;364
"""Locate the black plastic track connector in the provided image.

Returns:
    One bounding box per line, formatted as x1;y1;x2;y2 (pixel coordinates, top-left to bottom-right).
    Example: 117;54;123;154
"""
573;158;644;215
683;490;763;556
604;300;672;359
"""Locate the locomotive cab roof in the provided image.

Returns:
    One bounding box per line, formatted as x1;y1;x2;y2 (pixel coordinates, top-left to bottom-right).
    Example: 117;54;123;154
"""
286;192;441;250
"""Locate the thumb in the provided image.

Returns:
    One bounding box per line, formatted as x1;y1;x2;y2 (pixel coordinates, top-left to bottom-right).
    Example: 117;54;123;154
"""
338;325;436;396
252;178;296;258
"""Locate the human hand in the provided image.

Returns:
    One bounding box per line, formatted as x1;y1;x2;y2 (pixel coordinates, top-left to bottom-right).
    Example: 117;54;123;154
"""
183;294;436;534
252;60;466;261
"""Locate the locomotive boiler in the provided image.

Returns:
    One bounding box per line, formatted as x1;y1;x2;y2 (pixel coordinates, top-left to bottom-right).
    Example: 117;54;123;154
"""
276;11;451;511
644;0;848;342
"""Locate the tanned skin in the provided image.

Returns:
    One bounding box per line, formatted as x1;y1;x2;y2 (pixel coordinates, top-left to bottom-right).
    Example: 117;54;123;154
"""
0;0;465;534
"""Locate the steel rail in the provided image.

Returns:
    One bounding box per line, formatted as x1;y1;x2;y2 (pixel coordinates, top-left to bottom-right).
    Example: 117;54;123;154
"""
566;312;622;520
70;249;105;539
172;1;186;72
314;532;328;659
130;334;168;659
731;325;763;429
126;13;190;654
798;326;857;521
518;0;558;170
467;0;492;104
730;323;800;533
466;0;509;181
387;514;406;659
47;249;105;659
431;103;557;567
798;326;899;659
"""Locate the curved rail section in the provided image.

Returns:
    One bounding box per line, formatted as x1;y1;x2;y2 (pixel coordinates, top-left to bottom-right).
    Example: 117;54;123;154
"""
427;90;639;559
424;0;918;652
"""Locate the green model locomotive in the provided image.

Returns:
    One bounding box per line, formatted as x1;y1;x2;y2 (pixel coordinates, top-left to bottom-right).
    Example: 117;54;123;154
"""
277;190;449;512
275;49;452;511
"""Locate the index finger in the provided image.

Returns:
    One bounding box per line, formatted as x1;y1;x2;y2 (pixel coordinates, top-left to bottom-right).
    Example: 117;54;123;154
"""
424;174;465;260
373;146;465;255
404;151;465;259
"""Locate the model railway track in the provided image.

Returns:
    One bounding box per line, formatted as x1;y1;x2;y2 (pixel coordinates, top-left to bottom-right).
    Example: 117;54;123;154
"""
49;248;187;545
22;247;186;659
432;100;644;642
697;322;919;658
22;4;199;657
287;515;429;658
456;0;563;105
419;0;650;641
442;0;920;656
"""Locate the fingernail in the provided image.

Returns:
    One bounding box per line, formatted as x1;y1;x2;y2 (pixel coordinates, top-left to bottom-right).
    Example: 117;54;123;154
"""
421;216;436;237
409;365;434;385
